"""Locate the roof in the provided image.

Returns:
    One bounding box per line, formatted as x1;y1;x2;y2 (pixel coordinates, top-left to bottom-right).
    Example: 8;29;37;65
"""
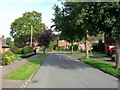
0;38;9;48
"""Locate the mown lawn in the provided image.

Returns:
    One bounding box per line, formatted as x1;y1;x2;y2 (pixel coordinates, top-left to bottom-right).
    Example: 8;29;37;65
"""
3;60;43;80
68;53;85;57
38;54;47;58
79;58;120;78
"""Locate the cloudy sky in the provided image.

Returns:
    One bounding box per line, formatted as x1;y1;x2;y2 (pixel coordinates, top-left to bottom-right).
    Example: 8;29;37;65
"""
0;0;62;38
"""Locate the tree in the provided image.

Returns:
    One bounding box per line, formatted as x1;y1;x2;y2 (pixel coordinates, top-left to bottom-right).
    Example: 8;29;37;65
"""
93;2;120;68
10;11;45;45
52;4;81;54
6;37;14;49
37;29;55;54
53;2;120;68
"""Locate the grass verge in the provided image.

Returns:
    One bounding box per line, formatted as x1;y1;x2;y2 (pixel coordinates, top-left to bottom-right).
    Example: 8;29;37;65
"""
38;54;47;58
68;52;85;57
3;60;43;80
79;58;120;78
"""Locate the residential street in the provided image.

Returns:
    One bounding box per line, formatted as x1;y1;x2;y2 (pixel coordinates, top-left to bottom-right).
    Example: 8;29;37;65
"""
26;52;118;88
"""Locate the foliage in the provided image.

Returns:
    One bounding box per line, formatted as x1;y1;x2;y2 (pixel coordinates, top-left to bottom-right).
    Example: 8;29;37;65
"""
21;52;35;58
14;54;22;60
53;2;120;67
80;58;120;78
23;46;34;54
93;40;105;53
57;46;64;51
73;45;78;51
37;29;55;54
10;11;45;44
6;37;14;49
3;60;43;80
37;29;55;47
13;48;23;54
48;39;57;51
2;51;15;65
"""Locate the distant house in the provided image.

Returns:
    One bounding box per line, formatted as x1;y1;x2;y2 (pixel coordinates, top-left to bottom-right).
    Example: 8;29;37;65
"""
57;40;93;51
58;40;68;49
0;35;10;54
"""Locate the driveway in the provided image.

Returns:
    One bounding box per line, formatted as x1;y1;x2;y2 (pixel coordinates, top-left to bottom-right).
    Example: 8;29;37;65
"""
26;52;118;88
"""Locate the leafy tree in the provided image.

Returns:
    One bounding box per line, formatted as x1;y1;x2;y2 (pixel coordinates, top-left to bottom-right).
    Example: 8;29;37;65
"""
52;4;81;53
6;37;14;49
10;11;45;45
93;2;120;68
53;2;120;68
37;29;55;54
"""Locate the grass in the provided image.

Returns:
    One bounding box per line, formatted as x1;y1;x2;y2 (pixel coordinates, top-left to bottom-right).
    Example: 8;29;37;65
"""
14;54;22;60
3;60;43;80
38;54;47;58
79;58;120;78
68;52;85;57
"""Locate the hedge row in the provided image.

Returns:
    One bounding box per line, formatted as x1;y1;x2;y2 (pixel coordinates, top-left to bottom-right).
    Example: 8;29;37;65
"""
13;46;35;54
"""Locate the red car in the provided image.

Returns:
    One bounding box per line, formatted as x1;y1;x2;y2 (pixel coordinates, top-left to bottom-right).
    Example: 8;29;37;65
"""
105;43;116;56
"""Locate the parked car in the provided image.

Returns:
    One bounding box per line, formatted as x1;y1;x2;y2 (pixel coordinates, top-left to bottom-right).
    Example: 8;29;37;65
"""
105;43;116;56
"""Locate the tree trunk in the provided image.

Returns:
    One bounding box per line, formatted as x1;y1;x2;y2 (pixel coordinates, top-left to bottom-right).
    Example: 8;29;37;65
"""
43;46;46;55
116;39;120;68
85;35;89;59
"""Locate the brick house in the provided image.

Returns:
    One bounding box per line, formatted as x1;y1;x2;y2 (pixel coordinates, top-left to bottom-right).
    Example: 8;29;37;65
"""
58;40;68;49
57;40;92;51
0;35;10;54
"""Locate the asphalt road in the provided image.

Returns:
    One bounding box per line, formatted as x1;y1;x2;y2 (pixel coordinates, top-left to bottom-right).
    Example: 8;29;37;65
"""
26;52;118;88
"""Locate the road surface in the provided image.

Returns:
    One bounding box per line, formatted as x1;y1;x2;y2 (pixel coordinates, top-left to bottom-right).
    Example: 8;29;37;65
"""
26;52;118;88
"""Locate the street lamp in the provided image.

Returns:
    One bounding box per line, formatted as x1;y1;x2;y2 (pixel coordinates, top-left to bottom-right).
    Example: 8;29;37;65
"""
30;25;33;47
28;23;33;47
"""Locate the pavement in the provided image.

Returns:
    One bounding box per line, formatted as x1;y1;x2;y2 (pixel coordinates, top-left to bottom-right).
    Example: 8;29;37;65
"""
2;54;40;88
26;52;118;88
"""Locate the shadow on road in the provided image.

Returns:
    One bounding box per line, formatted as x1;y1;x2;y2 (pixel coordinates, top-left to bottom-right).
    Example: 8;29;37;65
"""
41;54;92;70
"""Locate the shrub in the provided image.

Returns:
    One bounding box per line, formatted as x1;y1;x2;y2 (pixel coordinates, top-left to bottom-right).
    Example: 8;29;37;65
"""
23;46;34;54
69;45;78;51
13;48;23;54
2;51;15;65
73;45;78;51
93;40;104;53
57;46;64;51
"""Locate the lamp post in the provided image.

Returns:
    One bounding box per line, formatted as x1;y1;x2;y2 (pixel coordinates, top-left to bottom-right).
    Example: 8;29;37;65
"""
30;25;33;47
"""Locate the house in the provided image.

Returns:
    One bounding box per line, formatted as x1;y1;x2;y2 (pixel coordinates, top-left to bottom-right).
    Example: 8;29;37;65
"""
57;40;93;51
0;35;10;54
58;40;68;49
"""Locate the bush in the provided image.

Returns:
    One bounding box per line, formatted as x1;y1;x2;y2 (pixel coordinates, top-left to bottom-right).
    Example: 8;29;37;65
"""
69;45;78;51
73;45;78;51
13;48;23;54
23;46;34;54
57;46;64;51
93;40;104;53
2;51;15;65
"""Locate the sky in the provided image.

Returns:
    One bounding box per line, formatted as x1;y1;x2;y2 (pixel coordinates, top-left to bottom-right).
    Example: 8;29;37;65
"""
0;0;62;38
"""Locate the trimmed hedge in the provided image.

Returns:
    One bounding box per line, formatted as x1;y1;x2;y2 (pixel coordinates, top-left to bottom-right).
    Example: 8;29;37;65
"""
13;48;23;54
23;46;34;54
